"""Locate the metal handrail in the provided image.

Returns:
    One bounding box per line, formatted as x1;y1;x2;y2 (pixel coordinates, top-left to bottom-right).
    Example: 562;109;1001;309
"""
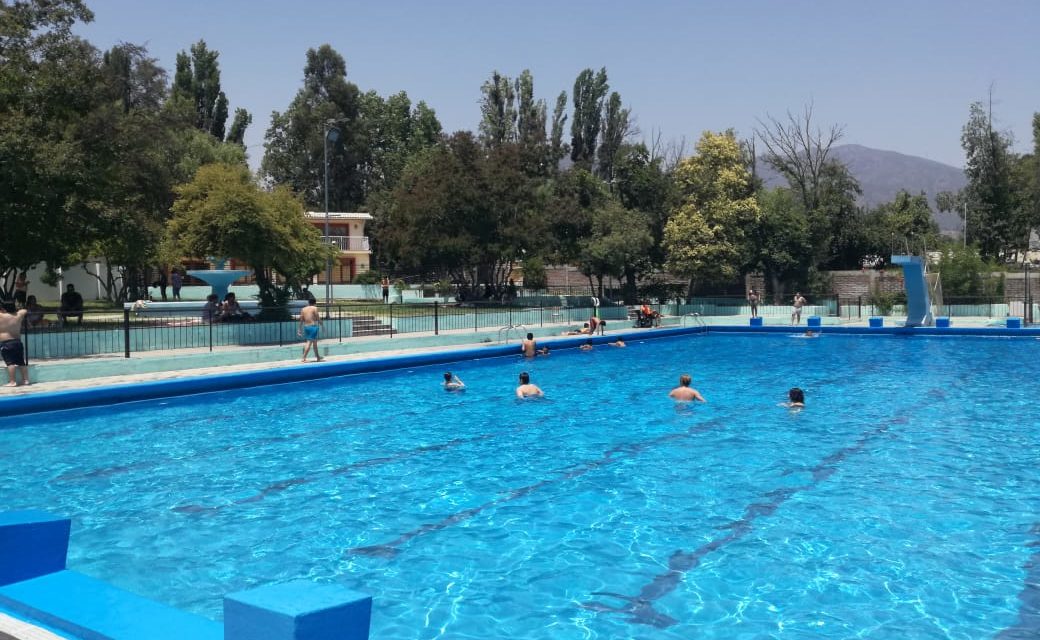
497;323;527;343
681;313;705;328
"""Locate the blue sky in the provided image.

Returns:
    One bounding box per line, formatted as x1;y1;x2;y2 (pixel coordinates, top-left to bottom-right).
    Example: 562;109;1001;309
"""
77;0;1040;169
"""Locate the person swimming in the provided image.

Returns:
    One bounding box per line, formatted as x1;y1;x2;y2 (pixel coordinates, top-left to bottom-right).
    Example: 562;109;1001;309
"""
783;387;805;408
579;340;593;351
610;338;626;347
668;374;706;402
516;371;544;398
443;371;465;391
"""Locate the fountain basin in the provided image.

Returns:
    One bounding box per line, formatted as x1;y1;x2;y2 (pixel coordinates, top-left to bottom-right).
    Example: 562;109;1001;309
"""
186;270;252;301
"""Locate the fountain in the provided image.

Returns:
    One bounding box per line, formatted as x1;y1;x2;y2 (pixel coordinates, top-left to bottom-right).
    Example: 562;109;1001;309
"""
186;258;251;301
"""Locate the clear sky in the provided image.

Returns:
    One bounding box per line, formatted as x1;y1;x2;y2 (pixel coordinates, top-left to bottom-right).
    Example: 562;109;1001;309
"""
76;0;1040;169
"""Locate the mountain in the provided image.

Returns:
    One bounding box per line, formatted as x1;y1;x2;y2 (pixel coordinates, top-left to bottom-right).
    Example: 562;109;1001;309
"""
757;144;967;233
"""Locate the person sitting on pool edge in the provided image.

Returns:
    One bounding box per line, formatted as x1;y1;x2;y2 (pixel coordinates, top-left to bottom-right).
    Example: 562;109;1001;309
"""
516;371;543;398
784;387;805;408
669;374;705;402
443;371;465;391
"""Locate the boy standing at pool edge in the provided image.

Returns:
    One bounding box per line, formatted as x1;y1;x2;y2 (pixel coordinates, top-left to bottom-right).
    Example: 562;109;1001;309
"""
298;298;323;363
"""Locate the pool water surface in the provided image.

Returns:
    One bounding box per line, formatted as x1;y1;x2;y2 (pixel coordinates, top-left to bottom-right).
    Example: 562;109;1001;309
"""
1;333;1038;639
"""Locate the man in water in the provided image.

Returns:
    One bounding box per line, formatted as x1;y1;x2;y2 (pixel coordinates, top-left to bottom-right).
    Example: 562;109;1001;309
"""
791;292;806;325
298;298;323;363
668;374;705;402
0;303;29;386
443;372;465;391
516;371;543;398
521;332;537;357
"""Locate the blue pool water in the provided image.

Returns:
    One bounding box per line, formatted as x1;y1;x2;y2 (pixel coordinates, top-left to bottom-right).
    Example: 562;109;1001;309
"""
2;333;1039;639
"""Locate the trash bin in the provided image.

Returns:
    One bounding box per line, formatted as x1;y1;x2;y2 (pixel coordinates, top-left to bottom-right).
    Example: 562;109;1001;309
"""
807;316;822;328
935;317;951;328
869;317;883;328
1007;317;1022;329
749;317;763;327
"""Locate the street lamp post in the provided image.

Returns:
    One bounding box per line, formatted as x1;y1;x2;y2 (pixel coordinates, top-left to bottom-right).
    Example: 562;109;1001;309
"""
324;122;340;312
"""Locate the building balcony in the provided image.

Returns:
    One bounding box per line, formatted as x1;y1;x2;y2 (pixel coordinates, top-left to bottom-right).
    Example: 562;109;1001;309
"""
322;236;370;252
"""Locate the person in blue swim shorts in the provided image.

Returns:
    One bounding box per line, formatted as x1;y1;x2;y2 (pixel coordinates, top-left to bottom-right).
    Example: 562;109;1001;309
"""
298;298;324;363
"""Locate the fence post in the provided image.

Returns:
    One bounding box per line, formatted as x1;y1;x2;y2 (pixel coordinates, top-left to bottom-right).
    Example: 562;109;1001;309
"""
434;300;439;335
338;305;343;342
208;316;213;352
857;296;862;319
389;303;393;338
474;305;478;332
22;319;29;365
278;310;283;347
123;308;131;358
539;303;543;327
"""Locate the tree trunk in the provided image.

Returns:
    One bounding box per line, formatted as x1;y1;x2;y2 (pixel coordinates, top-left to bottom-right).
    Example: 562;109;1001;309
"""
770;272;784;304
623;266;638;304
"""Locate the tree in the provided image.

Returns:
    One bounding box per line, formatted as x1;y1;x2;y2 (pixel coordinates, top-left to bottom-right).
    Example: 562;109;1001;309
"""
373;134;543;295
170;40;245;141
226;107;251;145
548;91;569;171
597;91;631;181
755;104;844;215
611;143;675;301
262;44;362;209
577;200;653;299
478;70;516;148
0;2;105;293
960;99;1019;261
664;131;760;295
168;163;331;309
874;190;939;253
570;67;608;167
749;188;813;300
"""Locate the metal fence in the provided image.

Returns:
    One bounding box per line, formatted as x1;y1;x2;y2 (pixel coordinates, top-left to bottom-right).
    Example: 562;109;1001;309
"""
19;300;628;362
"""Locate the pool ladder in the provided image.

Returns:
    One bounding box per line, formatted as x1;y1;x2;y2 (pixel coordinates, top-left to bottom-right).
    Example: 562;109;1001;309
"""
682;313;706;328
497;323;527;343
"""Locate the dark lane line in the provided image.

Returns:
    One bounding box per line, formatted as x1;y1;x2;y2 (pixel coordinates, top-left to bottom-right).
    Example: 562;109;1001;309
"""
996;522;1040;639
171;432;501;514
582;414;909;628
52;419;365;483
348;416;729;558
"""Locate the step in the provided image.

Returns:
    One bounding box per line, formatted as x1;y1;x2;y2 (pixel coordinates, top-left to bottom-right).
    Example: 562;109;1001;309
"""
0;571;221;640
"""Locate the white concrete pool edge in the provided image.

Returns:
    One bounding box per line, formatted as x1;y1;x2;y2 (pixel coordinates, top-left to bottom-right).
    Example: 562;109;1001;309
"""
0;612;69;640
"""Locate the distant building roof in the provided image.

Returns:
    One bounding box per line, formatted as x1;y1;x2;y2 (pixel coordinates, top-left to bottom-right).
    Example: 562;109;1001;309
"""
304;211;373;221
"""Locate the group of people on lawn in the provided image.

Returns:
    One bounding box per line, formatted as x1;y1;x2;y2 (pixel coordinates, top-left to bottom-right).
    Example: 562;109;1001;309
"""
8;272;84;329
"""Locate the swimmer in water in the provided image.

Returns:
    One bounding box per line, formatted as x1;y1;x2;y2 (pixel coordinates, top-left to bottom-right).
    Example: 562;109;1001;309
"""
610;338;626;347
783;387;805;408
443;371;465;391
516;371;544;398
668;374;706;402
579;339;593;351
521;332;536;357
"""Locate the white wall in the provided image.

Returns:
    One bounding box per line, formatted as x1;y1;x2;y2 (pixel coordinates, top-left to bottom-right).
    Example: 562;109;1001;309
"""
20;261;121;302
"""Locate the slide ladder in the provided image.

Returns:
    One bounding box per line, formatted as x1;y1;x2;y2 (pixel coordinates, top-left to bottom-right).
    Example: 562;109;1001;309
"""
892;255;934;327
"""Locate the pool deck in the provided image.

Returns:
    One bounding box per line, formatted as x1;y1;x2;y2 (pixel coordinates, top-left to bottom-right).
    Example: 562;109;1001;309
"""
0;612;67;640
0;315;1023;398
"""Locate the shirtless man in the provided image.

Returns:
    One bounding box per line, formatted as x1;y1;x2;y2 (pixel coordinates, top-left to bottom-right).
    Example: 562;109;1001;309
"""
791;292;806;325
668;374;705;402
297;298;323;362
0;304;29;386
516;371;543;398
521;332;537;357
443;371;465;391
748;288;760;318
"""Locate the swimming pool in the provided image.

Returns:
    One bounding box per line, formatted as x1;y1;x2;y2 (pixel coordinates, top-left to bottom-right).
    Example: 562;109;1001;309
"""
2;333;1038;638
